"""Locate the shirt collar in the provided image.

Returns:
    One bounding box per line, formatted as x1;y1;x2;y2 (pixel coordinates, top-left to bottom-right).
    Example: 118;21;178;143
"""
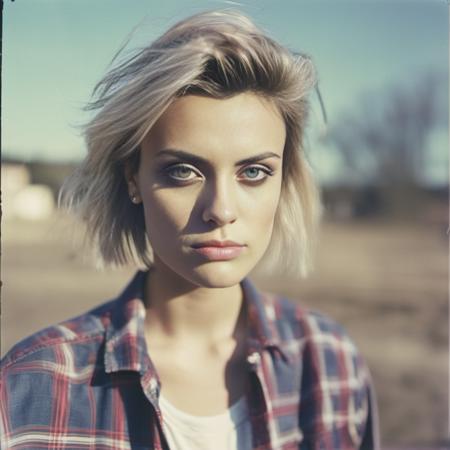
104;271;284;374
240;277;281;349
104;270;152;374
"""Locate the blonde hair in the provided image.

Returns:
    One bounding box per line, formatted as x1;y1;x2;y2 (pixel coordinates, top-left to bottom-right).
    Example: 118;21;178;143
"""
60;10;322;277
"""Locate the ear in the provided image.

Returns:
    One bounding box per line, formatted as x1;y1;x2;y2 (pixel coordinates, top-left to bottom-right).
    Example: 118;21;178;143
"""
124;160;142;204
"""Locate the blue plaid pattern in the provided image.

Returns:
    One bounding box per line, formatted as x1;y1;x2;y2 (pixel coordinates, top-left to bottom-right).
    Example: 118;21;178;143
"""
1;271;379;449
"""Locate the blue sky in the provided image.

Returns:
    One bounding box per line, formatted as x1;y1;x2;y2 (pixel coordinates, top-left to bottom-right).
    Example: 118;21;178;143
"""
3;0;448;184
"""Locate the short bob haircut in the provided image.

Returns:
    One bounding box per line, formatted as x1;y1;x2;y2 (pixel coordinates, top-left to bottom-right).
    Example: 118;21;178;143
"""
60;10;322;277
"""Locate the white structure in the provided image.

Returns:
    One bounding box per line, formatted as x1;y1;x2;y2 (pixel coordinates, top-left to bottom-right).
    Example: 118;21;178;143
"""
2;163;30;194
1;163;55;221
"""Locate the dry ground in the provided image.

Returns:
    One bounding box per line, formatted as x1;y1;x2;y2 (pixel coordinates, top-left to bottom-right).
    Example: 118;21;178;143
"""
1;213;448;447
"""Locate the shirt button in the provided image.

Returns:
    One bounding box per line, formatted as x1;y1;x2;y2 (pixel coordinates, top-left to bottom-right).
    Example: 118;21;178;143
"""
149;377;159;392
247;352;260;365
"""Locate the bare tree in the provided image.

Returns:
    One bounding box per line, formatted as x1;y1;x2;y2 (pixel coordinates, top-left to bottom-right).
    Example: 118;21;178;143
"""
325;70;447;215
326;70;447;186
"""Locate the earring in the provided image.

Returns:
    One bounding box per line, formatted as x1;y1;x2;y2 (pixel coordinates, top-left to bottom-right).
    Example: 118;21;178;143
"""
131;194;139;204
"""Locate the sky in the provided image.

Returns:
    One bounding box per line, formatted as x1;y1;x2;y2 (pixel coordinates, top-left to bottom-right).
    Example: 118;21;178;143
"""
2;0;449;184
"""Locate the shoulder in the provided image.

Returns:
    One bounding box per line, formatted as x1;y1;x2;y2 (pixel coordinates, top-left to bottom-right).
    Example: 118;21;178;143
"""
1;299;116;371
0;299;118;439
261;292;377;447
263;292;369;381
0;299;119;450
260;291;358;348
1;270;146;388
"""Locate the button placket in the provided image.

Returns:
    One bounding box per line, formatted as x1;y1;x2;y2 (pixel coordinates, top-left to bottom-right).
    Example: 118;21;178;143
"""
247;351;261;367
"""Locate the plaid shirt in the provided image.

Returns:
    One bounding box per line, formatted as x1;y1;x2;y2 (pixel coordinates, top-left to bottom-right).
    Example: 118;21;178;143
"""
1;271;380;450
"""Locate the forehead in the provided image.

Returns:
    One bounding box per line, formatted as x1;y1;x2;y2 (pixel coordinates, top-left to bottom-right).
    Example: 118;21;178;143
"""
142;93;286;160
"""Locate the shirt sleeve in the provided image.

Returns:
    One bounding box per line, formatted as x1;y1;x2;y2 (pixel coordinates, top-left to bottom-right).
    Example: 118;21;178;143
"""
298;311;381;450
1;344;59;449
359;374;381;450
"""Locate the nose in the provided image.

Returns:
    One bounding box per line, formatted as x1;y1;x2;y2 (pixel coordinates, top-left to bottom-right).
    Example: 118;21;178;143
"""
201;177;238;226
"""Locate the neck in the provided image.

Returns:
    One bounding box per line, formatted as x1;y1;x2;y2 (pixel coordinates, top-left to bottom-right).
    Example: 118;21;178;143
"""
143;261;245;345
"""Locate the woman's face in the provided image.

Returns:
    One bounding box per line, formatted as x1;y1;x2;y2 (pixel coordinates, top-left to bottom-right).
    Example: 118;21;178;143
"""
131;92;286;288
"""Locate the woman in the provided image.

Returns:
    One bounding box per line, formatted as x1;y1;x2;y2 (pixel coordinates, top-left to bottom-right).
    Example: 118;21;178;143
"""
1;10;379;450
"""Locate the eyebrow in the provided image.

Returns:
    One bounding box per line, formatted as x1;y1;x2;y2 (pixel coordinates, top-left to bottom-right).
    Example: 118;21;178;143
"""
155;149;281;166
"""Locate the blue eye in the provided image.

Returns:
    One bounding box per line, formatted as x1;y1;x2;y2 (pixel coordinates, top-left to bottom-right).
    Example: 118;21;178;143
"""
240;166;273;182
244;167;260;178
163;163;274;185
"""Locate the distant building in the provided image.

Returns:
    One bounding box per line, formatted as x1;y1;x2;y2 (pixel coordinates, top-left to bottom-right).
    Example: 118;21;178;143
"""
2;163;30;194
1;162;55;221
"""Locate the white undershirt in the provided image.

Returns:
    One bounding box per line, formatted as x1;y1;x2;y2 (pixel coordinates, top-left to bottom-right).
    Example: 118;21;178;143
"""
159;395;252;450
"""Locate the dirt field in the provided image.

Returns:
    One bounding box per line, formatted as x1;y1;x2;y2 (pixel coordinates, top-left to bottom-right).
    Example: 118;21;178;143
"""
1;213;448;447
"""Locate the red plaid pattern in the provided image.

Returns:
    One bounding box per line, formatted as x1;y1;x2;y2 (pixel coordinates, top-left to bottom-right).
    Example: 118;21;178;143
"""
1;271;379;449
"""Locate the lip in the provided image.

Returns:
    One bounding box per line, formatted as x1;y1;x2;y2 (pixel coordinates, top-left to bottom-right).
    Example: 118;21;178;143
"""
192;245;244;261
191;240;244;248
191;240;245;261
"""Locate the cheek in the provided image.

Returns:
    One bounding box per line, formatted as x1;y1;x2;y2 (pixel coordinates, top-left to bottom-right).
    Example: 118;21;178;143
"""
141;191;194;244
266;175;283;210
245;181;282;239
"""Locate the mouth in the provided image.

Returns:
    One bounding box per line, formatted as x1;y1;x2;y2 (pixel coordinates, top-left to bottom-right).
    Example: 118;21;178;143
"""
190;240;246;261
191;240;244;248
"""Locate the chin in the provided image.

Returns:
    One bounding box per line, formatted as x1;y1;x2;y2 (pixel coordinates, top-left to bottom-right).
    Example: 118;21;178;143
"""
189;261;253;288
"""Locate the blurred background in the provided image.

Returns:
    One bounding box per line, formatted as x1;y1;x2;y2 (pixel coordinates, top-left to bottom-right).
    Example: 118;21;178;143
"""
2;0;448;447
